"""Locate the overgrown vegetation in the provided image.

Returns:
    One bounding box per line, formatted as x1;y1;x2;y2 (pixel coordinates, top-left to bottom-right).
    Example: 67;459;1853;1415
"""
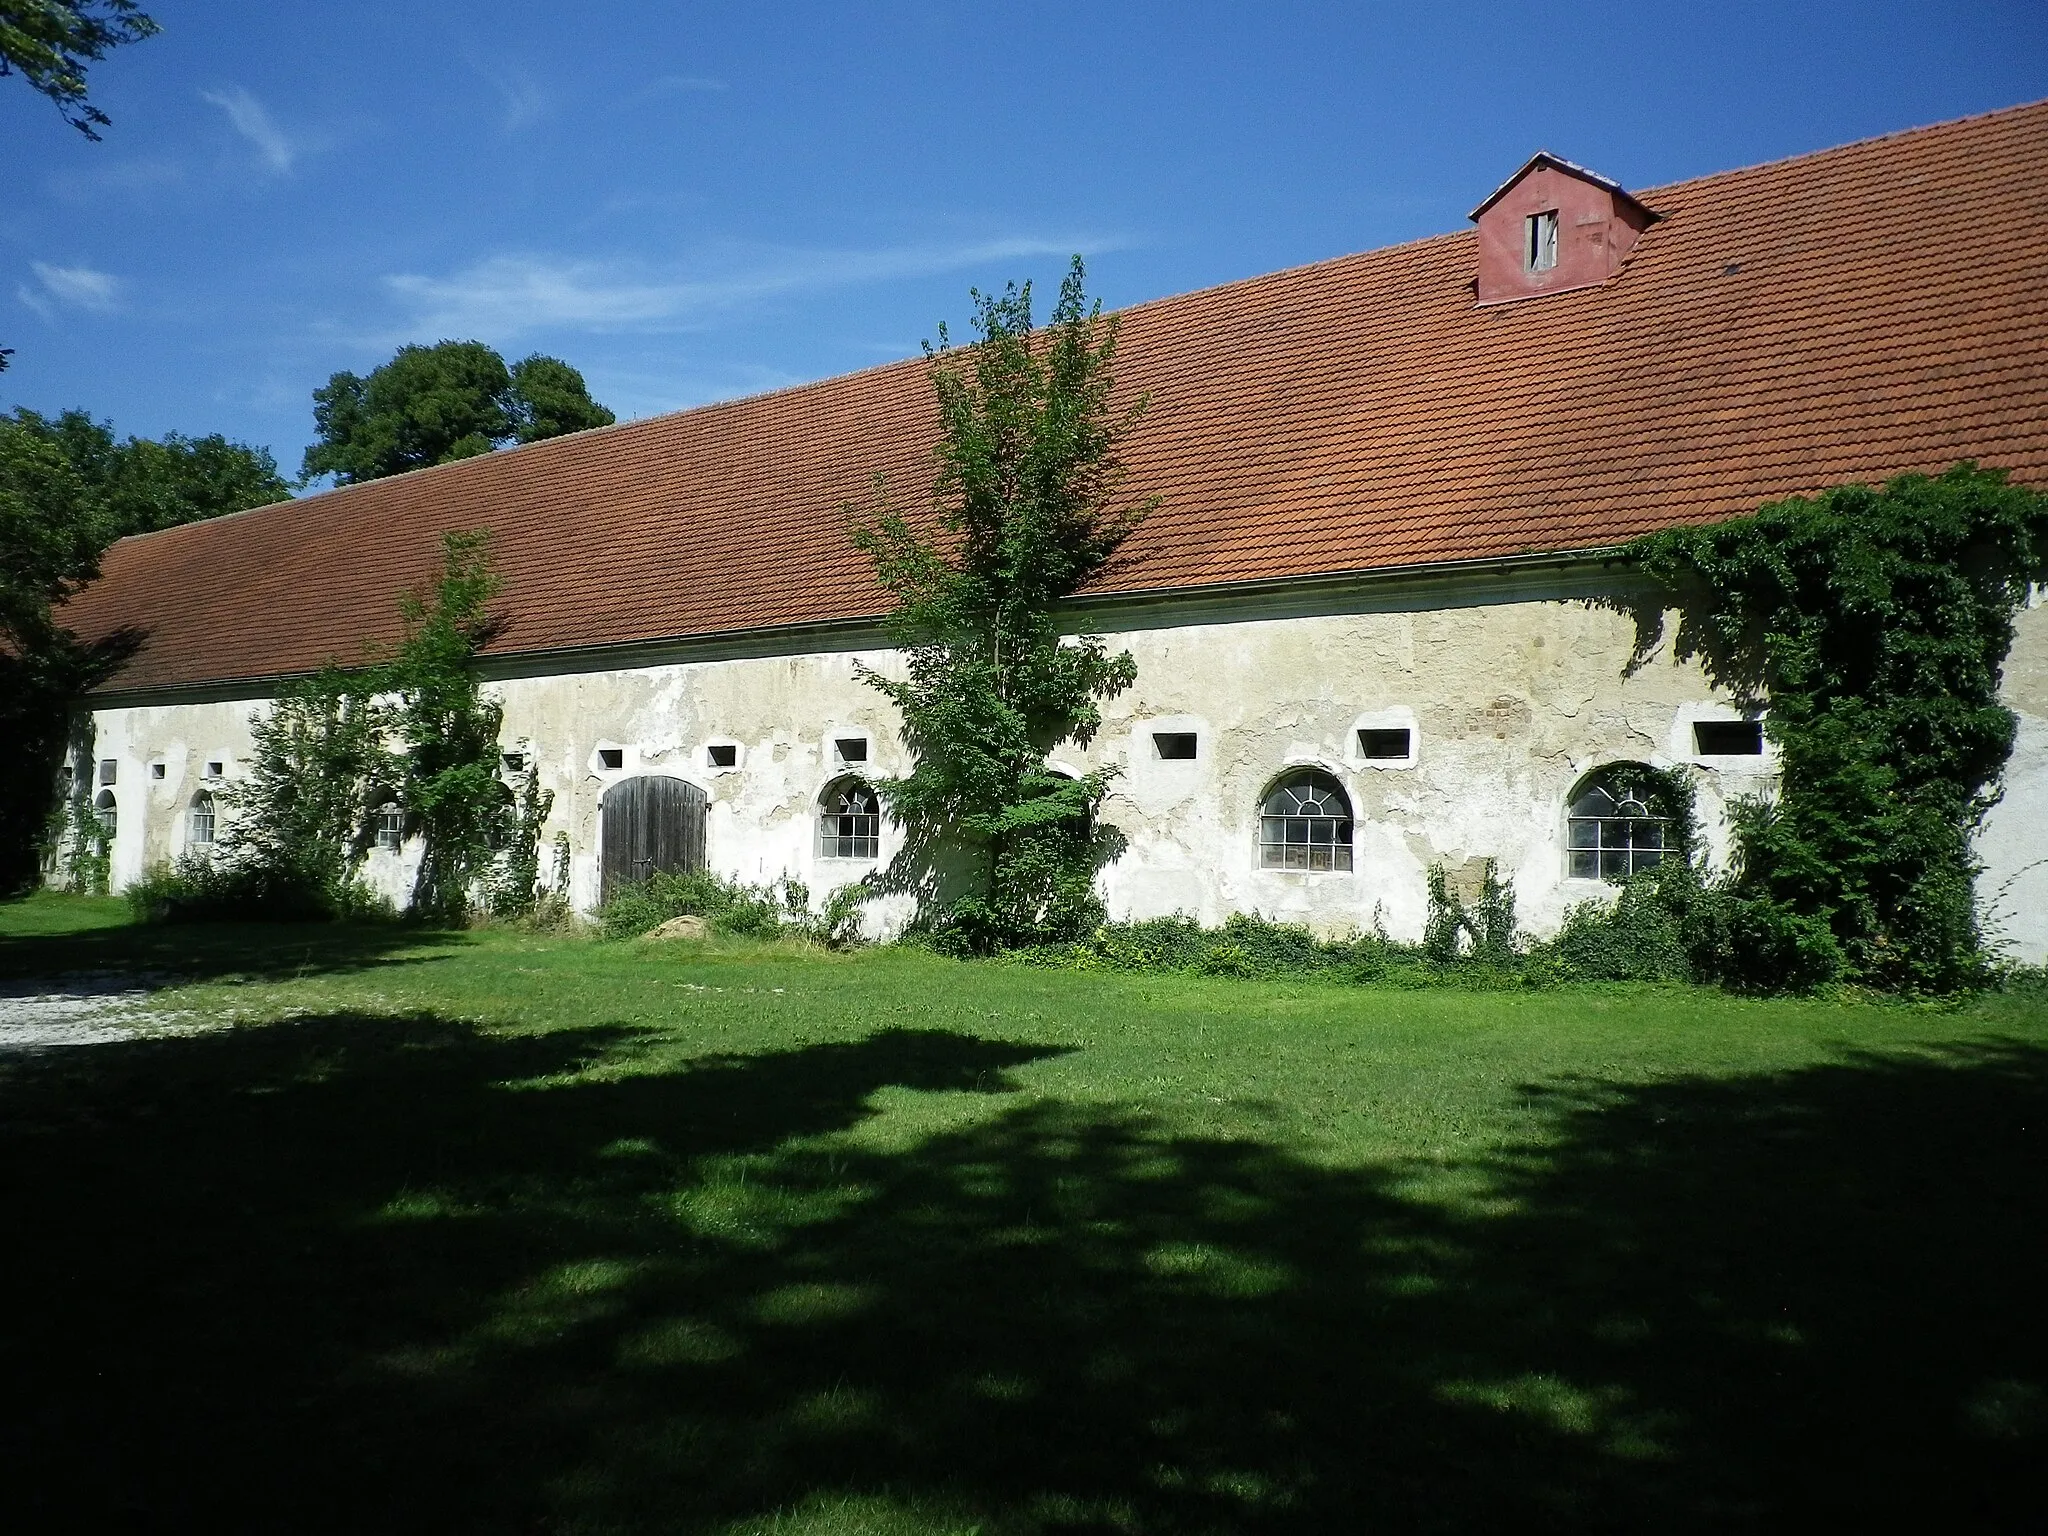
386;532;512;921
850;257;1153;954
1625;464;2048;993
1;409;139;893
131;532;543;926
597;867;864;947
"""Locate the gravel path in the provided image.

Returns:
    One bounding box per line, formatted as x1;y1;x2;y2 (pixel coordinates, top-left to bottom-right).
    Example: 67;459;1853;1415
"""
0;977;184;1053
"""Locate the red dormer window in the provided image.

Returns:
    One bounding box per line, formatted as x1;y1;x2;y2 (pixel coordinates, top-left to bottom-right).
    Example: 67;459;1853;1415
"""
1471;153;1658;305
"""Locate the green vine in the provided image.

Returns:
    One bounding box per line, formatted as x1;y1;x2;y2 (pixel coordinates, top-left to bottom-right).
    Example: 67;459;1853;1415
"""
849;257;1154;953
486;748;555;919
1625;463;2048;992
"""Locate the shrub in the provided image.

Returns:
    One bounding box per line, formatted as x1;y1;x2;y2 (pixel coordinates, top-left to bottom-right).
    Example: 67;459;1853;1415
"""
597;869;864;946
1549;869;1692;982
126;854;393;925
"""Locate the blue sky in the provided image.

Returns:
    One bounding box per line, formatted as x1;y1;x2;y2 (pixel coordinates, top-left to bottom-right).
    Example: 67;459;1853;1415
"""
4;1;2044;482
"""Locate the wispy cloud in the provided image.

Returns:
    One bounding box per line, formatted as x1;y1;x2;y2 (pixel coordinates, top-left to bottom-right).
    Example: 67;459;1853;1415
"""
16;261;123;319
467;54;549;132
379;237;1116;342
201;86;297;173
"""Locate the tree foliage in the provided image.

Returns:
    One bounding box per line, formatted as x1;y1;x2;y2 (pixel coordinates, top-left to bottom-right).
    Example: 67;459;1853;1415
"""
4;406;290;537
146;667;400;921
0;0;158;138
387;531;510;921
0;409;137;893
302;341;616;485
850;258;1153;952
1626;463;2048;992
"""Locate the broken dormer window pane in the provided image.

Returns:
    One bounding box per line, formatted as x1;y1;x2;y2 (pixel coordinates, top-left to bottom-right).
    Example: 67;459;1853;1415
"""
1526;210;1559;272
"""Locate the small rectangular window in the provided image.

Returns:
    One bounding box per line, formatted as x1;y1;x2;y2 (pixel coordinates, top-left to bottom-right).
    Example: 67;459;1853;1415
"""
501;752;526;773
1153;732;1198;760
1526;209;1559;272
835;737;868;763
1694;720;1764;755
99;759;117;786
707;744;737;768
598;748;624;770
375;806;404;851
204;761;224;780
1357;727;1412;760
150;762;166;780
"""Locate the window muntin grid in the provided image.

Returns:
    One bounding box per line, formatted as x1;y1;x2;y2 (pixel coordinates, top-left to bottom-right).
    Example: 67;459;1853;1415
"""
820;780;880;860
189;792;215;847
1259;771;1354;872
374;804;404;851
1566;768;1669;881
93;790;117;842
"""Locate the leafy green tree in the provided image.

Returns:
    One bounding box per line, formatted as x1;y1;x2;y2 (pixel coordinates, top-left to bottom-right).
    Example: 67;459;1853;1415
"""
0;0;158;138
0;412;135;893
850;258;1154;952
302;341;615;485
4;407;290;538
187;668;395;919
508;354;618;443
388;531;509;921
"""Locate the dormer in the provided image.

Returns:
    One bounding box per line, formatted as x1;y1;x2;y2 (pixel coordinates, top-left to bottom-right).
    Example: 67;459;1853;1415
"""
1469;153;1659;306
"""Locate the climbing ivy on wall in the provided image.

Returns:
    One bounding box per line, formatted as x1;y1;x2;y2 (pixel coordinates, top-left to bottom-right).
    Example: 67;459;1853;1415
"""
1626;463;2048;992
850;257;1155;952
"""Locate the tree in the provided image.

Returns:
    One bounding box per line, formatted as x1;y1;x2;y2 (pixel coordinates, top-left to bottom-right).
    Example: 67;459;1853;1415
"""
509;354;618;443
3;407;290;538
850;258;1154;952
0;411;136;893
301;341;616;485
0;406;281;893
0;0;159;139
388;531;510;922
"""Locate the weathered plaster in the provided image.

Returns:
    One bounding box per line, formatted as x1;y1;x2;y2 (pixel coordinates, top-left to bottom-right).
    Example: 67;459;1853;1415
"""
71;567;2048;961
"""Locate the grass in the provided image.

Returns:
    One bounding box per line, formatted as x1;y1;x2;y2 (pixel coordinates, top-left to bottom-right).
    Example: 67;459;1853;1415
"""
2;890;2043;1533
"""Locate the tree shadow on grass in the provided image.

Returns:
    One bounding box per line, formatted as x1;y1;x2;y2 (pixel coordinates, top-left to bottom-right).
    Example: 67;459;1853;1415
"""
0;1018;2041;1534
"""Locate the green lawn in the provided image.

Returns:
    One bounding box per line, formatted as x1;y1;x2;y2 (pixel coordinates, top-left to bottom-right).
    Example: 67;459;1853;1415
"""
2;892;2042;1533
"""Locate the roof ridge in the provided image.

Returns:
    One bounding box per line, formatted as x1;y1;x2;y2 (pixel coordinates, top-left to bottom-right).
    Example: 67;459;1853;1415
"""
1633;94;2048;203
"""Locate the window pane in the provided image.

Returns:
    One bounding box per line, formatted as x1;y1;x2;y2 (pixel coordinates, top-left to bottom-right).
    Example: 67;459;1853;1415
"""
1569;850;1598;879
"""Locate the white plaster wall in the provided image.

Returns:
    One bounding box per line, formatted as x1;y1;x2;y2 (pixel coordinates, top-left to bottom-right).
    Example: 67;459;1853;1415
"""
73;575;1810;942
1979;597;2048;965
1080;597;1775;941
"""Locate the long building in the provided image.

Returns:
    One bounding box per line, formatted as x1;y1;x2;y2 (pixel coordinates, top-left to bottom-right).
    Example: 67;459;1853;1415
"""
58;101;2048;956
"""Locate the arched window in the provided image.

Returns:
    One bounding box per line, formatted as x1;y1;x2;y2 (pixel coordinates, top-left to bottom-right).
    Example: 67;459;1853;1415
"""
1567;763;1670;880
189;791;215;847
819;779;880;860
1259;770;1353;871
93;789;117;844
374;803;404;851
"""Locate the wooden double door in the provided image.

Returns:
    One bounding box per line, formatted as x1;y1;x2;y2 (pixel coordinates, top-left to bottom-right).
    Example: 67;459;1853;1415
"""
599;776;708;903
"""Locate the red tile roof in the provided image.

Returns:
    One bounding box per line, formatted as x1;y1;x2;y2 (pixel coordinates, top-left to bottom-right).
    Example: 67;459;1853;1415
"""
65;100;2048;694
